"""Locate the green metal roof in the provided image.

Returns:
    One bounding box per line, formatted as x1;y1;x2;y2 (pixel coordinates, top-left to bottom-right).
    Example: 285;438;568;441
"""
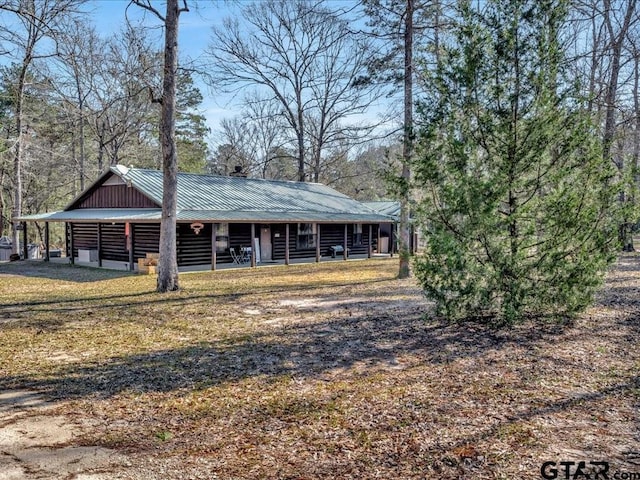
17;209;162;223
17;166;394;224
362;201;401;221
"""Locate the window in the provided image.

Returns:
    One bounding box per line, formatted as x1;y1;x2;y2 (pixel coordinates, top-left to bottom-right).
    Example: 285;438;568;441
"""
353;224;363;246
297;223;317;249
215;223;229;253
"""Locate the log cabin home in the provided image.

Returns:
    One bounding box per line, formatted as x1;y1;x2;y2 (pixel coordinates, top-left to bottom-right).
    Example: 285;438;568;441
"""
15;165;395;271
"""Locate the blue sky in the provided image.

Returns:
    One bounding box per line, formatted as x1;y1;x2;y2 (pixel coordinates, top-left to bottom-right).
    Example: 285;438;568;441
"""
88;1;382;145
89;0;227;60
89;0;235;136
1;1;385;147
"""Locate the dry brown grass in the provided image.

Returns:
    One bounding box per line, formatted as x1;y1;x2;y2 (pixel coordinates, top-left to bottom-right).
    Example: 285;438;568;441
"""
1;256;640;479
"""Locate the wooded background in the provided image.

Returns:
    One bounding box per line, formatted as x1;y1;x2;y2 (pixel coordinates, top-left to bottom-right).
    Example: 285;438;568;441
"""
0;0;638;248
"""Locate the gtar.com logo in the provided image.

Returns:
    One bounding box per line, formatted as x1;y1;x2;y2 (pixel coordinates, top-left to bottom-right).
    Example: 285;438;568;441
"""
541;461;640;480
540;461;609;479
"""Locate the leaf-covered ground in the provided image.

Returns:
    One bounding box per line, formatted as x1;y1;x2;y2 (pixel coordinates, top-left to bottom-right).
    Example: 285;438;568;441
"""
1;256;639;479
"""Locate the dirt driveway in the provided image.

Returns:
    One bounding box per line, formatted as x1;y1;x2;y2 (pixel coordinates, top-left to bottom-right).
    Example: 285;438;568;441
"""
0;389;129;479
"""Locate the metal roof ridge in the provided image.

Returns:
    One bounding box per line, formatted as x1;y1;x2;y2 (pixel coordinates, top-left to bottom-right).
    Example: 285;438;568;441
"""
122;165;333;188
113;164;131;176
178;206;358;213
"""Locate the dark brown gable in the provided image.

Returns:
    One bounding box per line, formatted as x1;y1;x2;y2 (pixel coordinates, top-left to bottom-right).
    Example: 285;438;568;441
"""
68;173;159;210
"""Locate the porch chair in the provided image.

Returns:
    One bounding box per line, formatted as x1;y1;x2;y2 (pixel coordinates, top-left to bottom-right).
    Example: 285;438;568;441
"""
230;247;243;265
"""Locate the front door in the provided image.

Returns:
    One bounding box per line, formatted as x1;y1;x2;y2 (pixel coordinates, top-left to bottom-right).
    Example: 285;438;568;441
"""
260;226;272;261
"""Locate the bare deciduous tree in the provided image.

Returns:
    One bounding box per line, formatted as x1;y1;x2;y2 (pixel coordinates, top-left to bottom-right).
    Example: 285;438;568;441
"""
0;0;85;254
48;18;101;192
601;0;638;165
569;0;640;250
212;93;291;179
206;0;380;182
132;0;188;292
88;26;162;171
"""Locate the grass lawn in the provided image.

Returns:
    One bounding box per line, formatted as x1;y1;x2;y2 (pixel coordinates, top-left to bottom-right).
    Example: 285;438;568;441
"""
1;256;640;479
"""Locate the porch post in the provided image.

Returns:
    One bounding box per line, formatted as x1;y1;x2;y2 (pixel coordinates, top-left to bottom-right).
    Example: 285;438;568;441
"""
377;225;381;254
285;223;290;265
250;223;256;267
368;224;372;258
390;224;395;257
44;222;50;262
343;224;348;260
315;223;321;263
22;222;28;260
211;222;217;271
128;223;135;271
69;223;75;265
97;223;103;267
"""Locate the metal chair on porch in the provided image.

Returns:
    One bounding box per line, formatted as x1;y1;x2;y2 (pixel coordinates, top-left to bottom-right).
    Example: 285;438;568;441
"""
230;248;243;265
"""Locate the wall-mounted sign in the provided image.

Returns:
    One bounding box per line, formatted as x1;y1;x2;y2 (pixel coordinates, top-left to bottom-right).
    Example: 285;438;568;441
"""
190;222;205;235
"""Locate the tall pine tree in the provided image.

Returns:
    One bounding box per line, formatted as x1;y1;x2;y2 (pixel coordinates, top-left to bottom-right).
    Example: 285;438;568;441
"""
413;0;620;325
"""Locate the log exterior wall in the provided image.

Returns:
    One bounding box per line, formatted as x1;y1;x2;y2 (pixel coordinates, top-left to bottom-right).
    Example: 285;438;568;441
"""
67;221;382;267
133;224;160;260
271;223;376;260
100;223;128;262
67;222;129;262
67;223;98;258
177;223;212;266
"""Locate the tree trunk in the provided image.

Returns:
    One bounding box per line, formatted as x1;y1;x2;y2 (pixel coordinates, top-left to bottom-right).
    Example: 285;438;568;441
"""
586;12;602;115
602;0;637;250
297;105;305;182
619;50;640;253
71;121;78;197
629;49;640;252
156;0;181;292
76;78;86;191
634;50;639;184
11;62;29;255
602;0;637;164
98;120;108;172
398;0;413;279
0;167;5;238
313;137;323;183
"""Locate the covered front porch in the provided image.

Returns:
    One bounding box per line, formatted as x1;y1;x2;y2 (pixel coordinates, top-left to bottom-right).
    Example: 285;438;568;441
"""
31;249;394;273
11;218;394;273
